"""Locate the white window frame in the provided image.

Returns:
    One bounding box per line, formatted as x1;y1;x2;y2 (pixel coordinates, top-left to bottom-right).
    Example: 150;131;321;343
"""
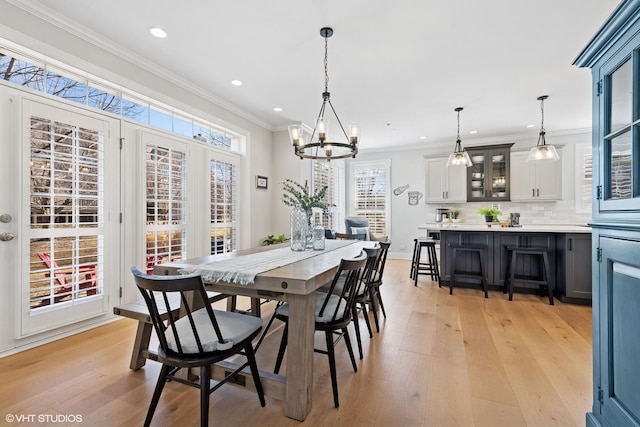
575;142;593;214
348;159;391;237
138;130;191;272
207;149;240;255
312;159;345;231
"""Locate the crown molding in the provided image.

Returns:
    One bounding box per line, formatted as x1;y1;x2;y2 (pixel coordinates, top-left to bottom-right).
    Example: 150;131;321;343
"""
6;0;272;131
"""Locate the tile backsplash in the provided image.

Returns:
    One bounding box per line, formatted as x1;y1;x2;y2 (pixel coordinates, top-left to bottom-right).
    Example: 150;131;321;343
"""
427;200;591;225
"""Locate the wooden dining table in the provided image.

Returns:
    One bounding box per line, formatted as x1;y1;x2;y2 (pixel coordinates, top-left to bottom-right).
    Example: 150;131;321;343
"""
154;239;368;421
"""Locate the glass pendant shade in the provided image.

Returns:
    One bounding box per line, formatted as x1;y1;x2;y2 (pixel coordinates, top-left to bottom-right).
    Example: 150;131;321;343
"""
288;124;305;147
447;149;473;167
526;141;560;162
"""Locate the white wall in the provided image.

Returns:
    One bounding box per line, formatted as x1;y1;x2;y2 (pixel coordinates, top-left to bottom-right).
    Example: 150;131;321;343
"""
270;129;313;238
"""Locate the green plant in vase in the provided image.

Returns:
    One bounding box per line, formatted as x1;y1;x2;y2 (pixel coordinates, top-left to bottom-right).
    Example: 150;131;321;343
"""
281;179;328;225
477;206;502;223
450;209;460;222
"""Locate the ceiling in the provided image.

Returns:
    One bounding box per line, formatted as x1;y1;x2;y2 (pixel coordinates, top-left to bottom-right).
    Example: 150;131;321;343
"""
11;0;620;151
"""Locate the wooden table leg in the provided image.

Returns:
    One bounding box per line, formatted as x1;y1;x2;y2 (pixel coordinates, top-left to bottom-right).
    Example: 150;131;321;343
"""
283;293;314;421
130;321;152;370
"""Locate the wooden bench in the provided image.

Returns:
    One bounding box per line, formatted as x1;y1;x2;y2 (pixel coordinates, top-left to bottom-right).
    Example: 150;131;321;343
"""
114;291;228;370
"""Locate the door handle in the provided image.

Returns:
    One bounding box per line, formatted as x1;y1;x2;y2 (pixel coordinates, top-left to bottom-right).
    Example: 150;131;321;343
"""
0;232;14;242
537;188;540;197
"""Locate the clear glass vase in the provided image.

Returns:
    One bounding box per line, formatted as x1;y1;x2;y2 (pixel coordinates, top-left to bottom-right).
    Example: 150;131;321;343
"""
290;206;308;251
312;222;325;250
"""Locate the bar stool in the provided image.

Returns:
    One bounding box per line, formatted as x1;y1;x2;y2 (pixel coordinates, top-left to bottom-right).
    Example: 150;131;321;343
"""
411;238;440;286
449;243;488;298
503;246;554;305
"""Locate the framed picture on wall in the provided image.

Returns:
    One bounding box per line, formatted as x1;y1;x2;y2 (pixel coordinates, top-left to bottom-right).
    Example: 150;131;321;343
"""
256;175;268;189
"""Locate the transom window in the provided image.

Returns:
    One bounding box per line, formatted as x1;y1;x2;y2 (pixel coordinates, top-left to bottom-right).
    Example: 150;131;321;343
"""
0;45;239;151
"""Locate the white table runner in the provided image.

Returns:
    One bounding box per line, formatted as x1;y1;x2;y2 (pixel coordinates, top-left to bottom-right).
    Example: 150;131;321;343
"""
178;240;356;285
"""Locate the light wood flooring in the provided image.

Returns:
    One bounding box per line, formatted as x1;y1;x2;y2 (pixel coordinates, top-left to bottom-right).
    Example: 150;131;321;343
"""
0;259;592;426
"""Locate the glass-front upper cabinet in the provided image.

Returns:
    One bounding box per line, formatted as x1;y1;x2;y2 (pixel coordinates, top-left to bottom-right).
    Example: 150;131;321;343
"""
599;51;639;212
466;143;513;202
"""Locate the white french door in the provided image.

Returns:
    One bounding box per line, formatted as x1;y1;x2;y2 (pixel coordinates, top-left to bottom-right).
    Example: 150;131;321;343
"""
17;98;120;337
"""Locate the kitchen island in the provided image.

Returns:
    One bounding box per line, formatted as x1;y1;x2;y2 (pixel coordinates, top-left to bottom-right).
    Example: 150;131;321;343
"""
418;224;592;303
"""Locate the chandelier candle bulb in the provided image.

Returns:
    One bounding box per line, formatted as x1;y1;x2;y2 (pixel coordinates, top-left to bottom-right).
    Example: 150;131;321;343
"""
350;123;360;144
317;118;328;143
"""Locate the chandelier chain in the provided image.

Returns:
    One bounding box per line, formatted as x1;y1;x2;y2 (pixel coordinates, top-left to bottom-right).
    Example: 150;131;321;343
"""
539;97;545;132
324;35;329;93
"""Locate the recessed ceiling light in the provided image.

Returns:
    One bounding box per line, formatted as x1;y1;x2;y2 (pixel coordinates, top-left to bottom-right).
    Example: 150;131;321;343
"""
149;27;167;38
419;136;427;140
526;124;536;128
231;80;243;86
273;107;283;112
469;130;478;134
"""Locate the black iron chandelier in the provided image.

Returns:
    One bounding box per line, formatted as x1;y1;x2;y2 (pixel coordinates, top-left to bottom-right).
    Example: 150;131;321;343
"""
288;27;359;161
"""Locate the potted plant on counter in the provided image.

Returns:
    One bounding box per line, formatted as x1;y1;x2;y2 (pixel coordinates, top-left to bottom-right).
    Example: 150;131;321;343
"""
262;234;289;246
477;206;502;223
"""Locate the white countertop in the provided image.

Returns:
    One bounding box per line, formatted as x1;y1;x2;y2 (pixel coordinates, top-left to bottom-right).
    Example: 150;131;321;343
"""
418;223;591;233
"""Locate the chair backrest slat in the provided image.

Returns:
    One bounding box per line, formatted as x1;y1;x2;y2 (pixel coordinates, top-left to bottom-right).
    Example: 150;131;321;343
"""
372;240;391;283
359;244;381;294
130;266;226;357
318;251;367;321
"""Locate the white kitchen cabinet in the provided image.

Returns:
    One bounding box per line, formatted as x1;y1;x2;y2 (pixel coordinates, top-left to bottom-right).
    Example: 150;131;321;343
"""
510;150;562;201
425;157;466;203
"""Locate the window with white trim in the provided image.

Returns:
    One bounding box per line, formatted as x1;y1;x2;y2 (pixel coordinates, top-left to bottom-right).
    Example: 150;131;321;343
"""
210;158;237;254
313;160;345;230
576;142;593;214
349;160;390;236
29;115;103;309
0;45;239;151
145;143;187;270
